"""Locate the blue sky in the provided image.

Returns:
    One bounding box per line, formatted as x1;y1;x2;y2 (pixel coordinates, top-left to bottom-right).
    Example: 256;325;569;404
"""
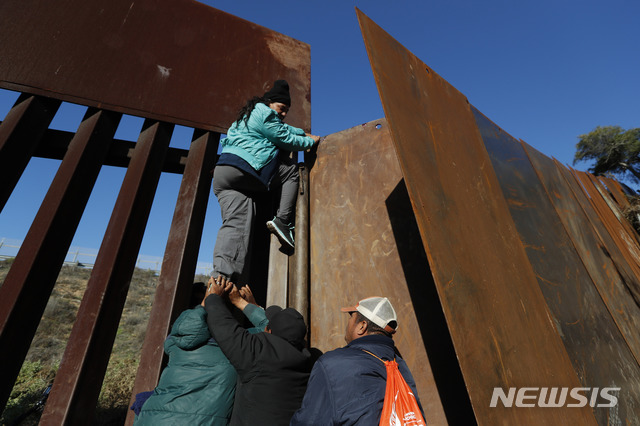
0;0;638;266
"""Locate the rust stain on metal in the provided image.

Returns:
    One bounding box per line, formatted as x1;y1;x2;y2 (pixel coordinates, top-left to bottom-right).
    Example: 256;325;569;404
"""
590;174;640;250
309;119;450;424
476;108;640;422
40;120;173;424
125;130;219;426
0;0;313;419
522;142;640;366
266;236;289;308
0;109;121;411
0;0;311;132
0;94;61;212
289;164;310;326
571;170;640;302
600;177;633;210
357;9;595;424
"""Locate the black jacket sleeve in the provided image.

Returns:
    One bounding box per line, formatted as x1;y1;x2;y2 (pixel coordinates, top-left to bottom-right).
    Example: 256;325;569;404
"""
203;294;263;379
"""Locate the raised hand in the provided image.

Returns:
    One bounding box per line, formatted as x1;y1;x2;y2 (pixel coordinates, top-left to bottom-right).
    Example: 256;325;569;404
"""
202;275;234;306
239;285;258;306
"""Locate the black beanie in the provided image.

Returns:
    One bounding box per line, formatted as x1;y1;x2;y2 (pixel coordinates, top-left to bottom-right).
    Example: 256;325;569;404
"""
263;80;291;106
266;306;306;350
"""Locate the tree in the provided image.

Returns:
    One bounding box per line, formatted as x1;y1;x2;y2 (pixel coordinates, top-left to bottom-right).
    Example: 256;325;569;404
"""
573;125;640;184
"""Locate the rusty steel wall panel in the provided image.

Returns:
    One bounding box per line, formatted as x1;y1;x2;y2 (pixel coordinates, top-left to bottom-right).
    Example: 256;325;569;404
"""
600;177;632;210
588;173;640;264
125;129;218;426
522;142;640;367
588;174;640;253
27;126;191;174
475;109;640;423
310;119;458;425
560;162;640;353
0;0;311;133
598;176;629;207
0;109;121;411
590;175;634;227
0;94;61;212
40;120;173;424
570;171;640;302
357;10;595;424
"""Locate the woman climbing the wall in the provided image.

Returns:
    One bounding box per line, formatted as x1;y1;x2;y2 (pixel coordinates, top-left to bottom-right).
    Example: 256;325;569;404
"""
212;79;321;285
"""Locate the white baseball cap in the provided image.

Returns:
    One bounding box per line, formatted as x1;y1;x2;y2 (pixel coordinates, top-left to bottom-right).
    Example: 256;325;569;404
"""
341;296;398;334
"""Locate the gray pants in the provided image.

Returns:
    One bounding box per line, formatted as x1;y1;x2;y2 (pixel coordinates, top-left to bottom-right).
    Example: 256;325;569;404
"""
212;157;299;284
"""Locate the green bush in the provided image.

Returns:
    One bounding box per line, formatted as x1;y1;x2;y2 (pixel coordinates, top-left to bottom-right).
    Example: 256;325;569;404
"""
1;361;57;425
94;357;141;425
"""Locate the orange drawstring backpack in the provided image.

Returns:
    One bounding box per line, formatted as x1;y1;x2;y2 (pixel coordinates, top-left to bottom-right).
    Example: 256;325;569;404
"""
363;350;426;426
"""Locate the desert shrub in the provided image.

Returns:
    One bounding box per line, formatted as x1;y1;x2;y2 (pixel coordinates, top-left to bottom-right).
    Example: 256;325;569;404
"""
0;264;213;424
93;356;140;425
195;273;210;282
0;361;56;426
0;257;15;286
25;283;83;365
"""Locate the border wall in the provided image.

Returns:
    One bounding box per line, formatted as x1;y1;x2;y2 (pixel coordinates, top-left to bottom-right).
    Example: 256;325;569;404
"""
1;2;639;424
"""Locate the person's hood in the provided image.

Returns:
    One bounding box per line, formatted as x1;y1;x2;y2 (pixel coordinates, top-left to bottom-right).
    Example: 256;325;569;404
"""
170;306;211;350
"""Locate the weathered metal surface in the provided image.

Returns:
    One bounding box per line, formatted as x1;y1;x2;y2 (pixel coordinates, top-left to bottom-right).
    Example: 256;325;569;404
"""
522;142;640;366
290;164;310;325
476;108;640;423
589;173;640;254
570;170;640;304
40;120;173;424
0;94;61;212
124;129;219;426
590;175;634;226
267;236;289;308
357;10;595;424
561;163;640;353
266;154;297;308
266;163;311;318
0;0;311;133
600;177;632;210
0;0;311;419
0;108;121;411
309;119;451;425
592;174;640;252
25;126;191;174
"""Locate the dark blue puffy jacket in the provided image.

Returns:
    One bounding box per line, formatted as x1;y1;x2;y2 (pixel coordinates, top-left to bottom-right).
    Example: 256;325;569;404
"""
290;335;424;425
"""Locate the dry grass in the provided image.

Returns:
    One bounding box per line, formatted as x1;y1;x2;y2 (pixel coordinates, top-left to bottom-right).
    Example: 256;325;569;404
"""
0;260;205;425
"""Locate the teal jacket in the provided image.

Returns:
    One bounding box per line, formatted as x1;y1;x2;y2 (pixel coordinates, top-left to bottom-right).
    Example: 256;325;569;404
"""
221;103;315;171
134;304;268;426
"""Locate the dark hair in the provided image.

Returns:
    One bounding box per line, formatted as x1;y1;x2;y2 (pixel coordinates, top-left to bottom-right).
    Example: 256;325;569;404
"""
355;312;394;338
189;282;207;308
235;96;271;126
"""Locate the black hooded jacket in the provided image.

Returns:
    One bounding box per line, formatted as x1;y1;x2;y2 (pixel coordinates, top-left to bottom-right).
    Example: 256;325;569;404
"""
204;295;312;426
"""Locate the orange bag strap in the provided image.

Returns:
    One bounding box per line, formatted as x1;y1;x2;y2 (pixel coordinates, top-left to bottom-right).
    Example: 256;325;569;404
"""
362;349;394;363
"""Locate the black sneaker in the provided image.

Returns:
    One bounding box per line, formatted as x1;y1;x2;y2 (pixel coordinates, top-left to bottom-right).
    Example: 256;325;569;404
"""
266;217;295;250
